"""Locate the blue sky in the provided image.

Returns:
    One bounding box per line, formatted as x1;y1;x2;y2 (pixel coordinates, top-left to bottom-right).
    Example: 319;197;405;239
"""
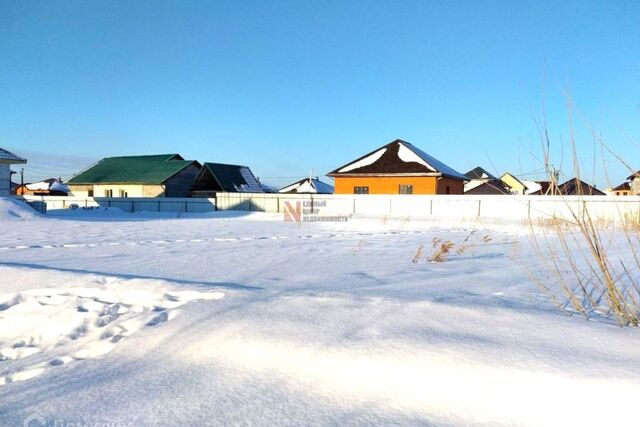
2;1;639;188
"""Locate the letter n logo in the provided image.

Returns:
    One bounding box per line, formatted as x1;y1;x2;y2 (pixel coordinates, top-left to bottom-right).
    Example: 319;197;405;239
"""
283;201;301;222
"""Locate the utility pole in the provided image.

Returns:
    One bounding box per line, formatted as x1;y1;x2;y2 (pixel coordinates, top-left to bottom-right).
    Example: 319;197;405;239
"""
20;168;24;195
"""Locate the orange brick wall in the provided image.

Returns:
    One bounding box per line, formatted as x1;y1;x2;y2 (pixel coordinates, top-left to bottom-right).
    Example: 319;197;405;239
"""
333;176;463;195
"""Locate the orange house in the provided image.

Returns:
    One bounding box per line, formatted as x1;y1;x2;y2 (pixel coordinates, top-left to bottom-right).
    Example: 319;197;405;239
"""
328;139;466;195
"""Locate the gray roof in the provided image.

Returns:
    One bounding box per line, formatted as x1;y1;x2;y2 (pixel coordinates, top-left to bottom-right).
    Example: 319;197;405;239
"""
465;166;497;180
0;147;26;164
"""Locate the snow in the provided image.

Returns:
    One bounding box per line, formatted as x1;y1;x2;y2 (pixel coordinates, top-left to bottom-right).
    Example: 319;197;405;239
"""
463;179;485;192
237;166;263;192
402;142;468;180
25;180;69;193
338;148;387;172
280;178;334;194
397;142;435;170
1;203;640;426
522;180;542;195
0;197;41;221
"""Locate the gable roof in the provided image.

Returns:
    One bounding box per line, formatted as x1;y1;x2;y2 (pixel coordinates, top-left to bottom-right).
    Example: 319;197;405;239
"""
465;166;497;180
464;180;512;195
500;172;525;189
67;154;199;184
627;171;640;181
199;163;263;193
0;147;26;164
612;181;631;191
551;178;605;196
279;177;334;194
328;139;466;180
527;181;553;195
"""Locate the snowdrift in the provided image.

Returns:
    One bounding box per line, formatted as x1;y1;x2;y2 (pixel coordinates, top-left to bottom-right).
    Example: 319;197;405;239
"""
0;198;41;221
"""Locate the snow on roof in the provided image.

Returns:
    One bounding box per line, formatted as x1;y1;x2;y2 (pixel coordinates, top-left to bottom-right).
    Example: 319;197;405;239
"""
25;179;69;193
397;144;433;170
329;140;466;180
403;141;467;180
279;177;334;194
0;147;26;164
521;180;542;195
338;148;387;173
465;167;497;180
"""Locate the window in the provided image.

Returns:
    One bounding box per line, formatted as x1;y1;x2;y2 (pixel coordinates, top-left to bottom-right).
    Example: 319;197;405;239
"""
105;189;113;197
119;190;128;198
88;189;94;197
354;186;369;194
399;184;413;194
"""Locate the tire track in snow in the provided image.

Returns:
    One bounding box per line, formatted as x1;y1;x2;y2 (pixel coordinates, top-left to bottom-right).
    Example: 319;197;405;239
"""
0;229;448;252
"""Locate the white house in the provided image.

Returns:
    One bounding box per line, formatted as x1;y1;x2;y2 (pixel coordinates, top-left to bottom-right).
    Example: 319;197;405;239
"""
0;148;26;196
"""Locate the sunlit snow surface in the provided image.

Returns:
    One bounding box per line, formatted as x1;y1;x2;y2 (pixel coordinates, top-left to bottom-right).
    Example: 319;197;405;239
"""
1;198;639;427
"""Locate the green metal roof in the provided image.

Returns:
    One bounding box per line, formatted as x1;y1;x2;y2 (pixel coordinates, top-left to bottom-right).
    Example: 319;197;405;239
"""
68;154;199;184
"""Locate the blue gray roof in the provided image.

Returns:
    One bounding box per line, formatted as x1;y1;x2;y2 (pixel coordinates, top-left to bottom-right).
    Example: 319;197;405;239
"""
0;147;26;164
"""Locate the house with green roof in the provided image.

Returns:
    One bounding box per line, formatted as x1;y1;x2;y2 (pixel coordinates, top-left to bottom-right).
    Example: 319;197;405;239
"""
67;154;201;198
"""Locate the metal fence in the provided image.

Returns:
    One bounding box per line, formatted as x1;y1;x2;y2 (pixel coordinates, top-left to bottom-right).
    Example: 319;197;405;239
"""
21;193;640;223
21;196;217;214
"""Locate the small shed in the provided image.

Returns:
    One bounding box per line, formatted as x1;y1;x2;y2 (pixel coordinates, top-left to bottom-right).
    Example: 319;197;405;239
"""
0;148;27;197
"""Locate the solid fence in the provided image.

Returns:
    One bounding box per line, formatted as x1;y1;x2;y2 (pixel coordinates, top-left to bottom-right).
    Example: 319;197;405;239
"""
214;192;640;223
21;196;217;214
21;193;640;223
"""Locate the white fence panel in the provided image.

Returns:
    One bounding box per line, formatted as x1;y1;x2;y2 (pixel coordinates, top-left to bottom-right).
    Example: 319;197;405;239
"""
20;194;640;223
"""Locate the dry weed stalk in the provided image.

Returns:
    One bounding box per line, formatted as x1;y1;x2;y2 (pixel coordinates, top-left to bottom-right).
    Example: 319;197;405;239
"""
429;241;455;262
528;97;640;326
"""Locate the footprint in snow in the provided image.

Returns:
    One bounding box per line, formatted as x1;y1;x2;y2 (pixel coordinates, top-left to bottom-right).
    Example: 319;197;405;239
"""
0;286;223;388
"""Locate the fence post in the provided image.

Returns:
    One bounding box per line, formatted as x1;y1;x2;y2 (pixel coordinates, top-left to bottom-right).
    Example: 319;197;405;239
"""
430;199;433;216
477;199;481;217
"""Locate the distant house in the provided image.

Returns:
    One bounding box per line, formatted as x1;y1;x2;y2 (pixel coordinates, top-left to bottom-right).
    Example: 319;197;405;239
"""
464;167;511;195
526;181;553;195
0;147;26;197
499;173;552;195
189;162;263;197
279;177;334;194
17;178;69;196
627;171;640;195
328;139;466;195
499;173;527;195
607;181;632;196
544;178;605;196
67;154;201;198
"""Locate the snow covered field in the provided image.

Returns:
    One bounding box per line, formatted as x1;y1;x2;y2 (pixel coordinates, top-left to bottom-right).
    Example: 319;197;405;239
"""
1;198;640;426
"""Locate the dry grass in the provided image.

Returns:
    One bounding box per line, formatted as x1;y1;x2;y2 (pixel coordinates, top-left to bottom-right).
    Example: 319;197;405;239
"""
413;232;491;263
429;241;455;262
528;98;640;326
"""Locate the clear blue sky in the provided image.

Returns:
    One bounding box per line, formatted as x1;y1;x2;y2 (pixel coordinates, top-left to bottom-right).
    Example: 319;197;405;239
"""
2;0;639;188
